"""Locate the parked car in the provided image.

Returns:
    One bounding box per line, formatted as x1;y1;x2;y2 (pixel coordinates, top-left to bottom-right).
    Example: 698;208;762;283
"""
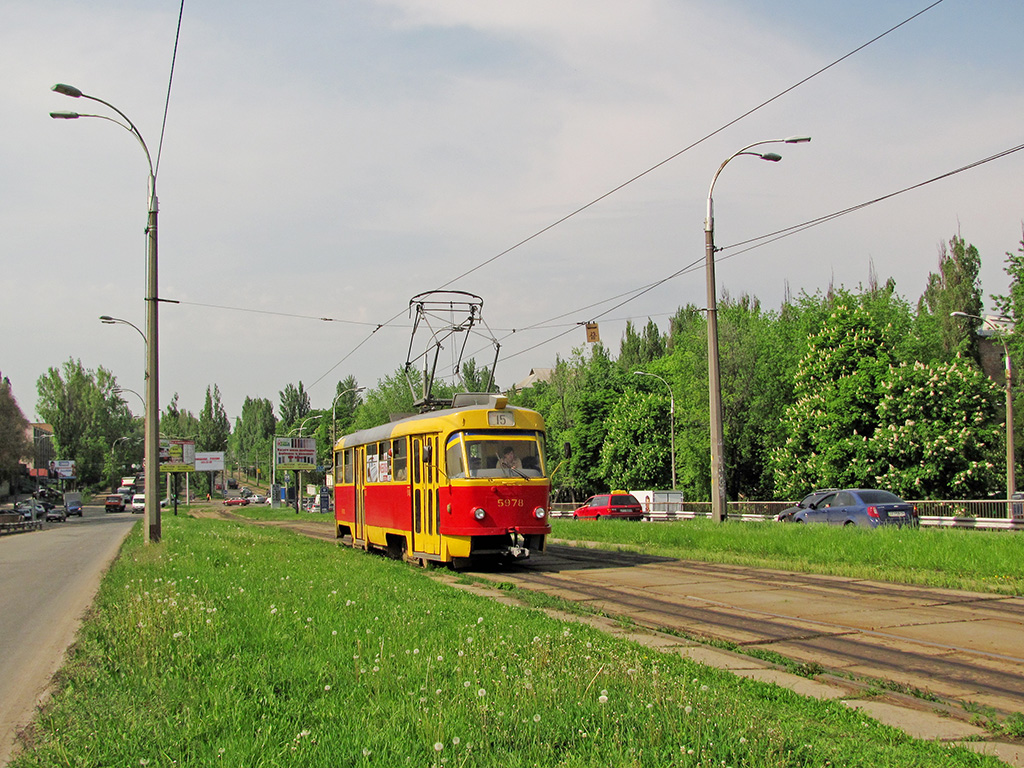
790;489;918;528
15;500;48;520
775;489;839;522
105;494;127;513
117;485;135;499
223;497;249;507
573;492;644;521
131;494;146;513
14;501;43;521
46;506;67;522
248;494;268;505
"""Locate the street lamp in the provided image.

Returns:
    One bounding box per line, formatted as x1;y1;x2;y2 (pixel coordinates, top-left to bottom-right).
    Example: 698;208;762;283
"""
705;136;810;522
633;371;675;490
297;414;323;437
332;386;366;448
53;83;161;543
113;387;145;410
951;312;1016;516
100;315;146;344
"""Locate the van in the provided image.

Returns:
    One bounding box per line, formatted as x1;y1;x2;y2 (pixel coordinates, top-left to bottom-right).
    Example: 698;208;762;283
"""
131;494;145;513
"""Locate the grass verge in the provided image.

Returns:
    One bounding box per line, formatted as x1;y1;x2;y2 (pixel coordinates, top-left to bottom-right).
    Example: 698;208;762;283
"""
11;515;1003;767
550;518;1024;595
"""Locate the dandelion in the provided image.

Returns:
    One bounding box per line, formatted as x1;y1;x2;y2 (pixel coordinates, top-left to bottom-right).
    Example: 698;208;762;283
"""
477;617;484;624
324;685;331;691
452;737;461;746
478;688;487;698
332;630;338;636
684;706;692;714
598;694;608;704
701;684;709;692
173;631;183;639
437;655;443;661
434;742;444;752
413;648;420;655
533;714;541;723
362;748;371;757
464;681;471;688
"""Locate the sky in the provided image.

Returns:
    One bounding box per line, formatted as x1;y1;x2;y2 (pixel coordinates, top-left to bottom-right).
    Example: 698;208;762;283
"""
3;0;1023;424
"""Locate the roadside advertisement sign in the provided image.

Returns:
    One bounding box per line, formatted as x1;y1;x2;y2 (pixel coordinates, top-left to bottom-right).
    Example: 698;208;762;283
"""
195;451;225;472
51;460;76;480
275;437;316;470
160;439;196;473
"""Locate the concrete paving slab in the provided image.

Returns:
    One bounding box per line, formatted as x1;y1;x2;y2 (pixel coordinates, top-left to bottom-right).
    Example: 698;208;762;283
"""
732;669;855;700
841;699;988;741
959;740;1024;767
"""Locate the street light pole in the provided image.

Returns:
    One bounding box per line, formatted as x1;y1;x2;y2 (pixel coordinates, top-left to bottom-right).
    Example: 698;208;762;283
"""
705;136;810;523
53;84;161;543
633;371;675;490
951;312;1016;517
332;387;366;449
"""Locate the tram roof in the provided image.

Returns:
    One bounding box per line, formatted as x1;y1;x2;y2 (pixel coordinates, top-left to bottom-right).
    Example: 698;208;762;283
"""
334;393;543;450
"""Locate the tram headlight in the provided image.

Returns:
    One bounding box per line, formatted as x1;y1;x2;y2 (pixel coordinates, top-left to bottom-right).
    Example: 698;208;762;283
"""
473;508;486;521
533;507;547;519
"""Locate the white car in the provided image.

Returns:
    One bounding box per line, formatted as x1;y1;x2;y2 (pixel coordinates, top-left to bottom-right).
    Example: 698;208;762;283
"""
131;494;145;513
249;494;268;505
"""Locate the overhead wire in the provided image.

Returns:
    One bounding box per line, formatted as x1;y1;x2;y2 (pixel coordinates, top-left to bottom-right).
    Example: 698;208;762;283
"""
494;139;1024;363
293;2;949;389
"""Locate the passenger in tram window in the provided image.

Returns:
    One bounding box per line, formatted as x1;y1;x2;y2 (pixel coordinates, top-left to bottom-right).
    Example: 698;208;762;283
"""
499;446;522;470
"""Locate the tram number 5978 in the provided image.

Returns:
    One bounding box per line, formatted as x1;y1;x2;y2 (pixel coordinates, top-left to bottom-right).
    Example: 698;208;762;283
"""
497;498;524;507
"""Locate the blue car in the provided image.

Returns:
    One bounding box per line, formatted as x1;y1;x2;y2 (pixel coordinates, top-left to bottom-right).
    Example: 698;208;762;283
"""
791;489;918;528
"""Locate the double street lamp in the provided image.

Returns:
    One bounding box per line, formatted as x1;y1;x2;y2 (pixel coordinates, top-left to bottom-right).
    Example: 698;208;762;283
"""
633;371;675;490
951;312;1016;516
705;136;810;522
53;83;162;543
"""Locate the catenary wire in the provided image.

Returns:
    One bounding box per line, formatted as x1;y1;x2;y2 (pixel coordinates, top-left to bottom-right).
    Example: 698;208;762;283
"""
292;2;948;389
154;0;185;179
495;139;1024;363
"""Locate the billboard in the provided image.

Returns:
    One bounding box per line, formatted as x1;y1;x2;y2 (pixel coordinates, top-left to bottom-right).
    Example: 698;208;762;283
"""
195;451;225;472
275;437;316;470
160;439;196;473
51;460;76;480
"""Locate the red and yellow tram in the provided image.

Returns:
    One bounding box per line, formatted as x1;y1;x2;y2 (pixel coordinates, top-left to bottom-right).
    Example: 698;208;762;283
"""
333;393;551;565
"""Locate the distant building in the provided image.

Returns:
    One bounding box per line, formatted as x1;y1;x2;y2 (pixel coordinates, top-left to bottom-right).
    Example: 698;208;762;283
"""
512;368;553;391
27;424;55;478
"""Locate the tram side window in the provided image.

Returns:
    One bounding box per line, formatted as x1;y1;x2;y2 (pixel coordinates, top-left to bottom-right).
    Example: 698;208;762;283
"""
378;441;391;482
344;448;354;483
393;438;407;481
445;437;466;479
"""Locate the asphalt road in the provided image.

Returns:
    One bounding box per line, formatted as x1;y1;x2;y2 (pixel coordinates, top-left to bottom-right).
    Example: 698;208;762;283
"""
0;504;135;766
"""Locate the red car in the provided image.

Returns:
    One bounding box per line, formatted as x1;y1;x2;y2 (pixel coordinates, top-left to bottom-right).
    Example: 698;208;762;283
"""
573;492;644;521
223;497;249;507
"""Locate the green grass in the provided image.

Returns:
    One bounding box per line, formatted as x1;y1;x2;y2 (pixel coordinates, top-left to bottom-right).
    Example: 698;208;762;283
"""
550;518;1024;595
11;516;1004;767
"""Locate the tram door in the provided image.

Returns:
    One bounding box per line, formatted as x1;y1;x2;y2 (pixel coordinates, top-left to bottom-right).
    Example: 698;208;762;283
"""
353;445;367;546
411;434;441;559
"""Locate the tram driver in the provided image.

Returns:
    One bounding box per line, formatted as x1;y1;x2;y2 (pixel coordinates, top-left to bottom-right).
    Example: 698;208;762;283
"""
499;446;522;471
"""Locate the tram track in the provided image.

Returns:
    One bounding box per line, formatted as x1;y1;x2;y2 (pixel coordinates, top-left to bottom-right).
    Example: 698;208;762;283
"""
479;543;1024;716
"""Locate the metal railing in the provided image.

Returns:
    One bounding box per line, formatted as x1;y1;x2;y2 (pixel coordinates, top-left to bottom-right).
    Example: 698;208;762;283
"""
549;498;1024;529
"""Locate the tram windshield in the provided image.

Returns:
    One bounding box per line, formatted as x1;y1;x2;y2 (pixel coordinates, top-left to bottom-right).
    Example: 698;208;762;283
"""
445;432;545;479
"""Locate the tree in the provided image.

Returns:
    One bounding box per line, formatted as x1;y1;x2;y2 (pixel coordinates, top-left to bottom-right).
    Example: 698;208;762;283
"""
771;293;900;497
198;385;231;495
36;360;135;488
279;382;311;429
915;234;983;364
232;396;277;479
0;373;32;492
871;359;1002;498
599;389;672;490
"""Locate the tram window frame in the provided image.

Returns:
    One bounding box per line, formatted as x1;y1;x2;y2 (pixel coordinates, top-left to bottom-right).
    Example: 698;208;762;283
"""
392;438;407;481
378;441;391;482
445;435;466;479
344;448;354;484
413;439;421;484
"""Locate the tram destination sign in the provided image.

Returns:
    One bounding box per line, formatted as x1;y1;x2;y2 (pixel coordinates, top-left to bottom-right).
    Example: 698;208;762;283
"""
275;437;317;470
